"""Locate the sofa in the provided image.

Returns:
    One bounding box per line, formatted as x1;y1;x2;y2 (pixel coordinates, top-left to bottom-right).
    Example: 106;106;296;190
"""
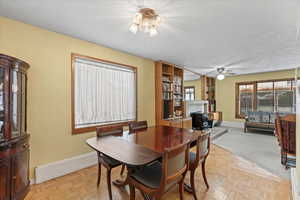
244;111;288;133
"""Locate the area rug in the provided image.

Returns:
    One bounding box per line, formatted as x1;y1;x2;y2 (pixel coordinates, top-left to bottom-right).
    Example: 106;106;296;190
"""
212;127;290;180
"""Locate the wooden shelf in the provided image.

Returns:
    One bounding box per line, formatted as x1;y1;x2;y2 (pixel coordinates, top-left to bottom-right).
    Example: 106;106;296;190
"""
155;61;184;125
162;80;172;83
201;75;216;112
162;72;172;76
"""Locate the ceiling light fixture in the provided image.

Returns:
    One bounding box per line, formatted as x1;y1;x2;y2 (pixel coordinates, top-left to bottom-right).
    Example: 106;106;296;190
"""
129;8;160;37
216;68;225;80
216;74;225;80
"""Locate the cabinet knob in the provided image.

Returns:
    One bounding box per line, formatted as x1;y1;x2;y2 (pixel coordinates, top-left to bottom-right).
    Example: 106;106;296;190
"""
12;176;16;180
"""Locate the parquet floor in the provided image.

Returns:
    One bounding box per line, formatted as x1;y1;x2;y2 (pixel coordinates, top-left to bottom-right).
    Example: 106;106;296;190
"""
25;145;291;200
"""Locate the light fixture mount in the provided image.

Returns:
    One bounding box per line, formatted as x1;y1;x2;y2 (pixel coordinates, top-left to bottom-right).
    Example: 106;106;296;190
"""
140;8;156;18
129;8;160;37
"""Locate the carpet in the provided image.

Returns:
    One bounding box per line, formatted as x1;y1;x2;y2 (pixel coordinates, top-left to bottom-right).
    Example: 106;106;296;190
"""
212;127;290;180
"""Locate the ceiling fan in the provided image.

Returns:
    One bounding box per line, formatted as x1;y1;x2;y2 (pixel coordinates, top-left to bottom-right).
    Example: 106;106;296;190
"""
215;67;236;80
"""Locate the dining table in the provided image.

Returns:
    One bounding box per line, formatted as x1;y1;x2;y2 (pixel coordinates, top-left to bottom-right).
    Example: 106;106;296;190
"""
86;125;206;193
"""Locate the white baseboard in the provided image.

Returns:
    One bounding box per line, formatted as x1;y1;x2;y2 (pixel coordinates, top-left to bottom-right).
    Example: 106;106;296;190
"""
291;168;300;200
35;151;97;184
221;121;244;129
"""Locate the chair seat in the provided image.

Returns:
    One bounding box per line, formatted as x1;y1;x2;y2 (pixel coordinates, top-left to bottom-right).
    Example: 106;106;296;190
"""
131;161;162;189
101;154;122;167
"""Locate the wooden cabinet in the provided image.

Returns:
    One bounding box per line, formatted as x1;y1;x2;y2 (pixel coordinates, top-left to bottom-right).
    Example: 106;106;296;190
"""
182;119;192;129
169;120;183;128
0;54;30;200
0;158;10;200
11;147;29;200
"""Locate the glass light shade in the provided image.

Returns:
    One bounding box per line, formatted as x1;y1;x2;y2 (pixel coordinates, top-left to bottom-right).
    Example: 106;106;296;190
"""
136;13;142;20
155;16;161;25
133;13;142;24
150;27;158;37
129;9;160;36
129;24;138;34
217;74;225;80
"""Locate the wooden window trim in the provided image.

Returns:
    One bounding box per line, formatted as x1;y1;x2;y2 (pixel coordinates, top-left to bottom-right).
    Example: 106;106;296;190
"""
71;53;138;134
184;86;195;100
235;78;295;119
235;82;256;119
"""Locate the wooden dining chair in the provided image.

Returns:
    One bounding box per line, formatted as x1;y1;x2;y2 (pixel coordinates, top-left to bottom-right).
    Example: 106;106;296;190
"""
96;125;125;200
128;120;148;133
128;140;190;200
274;116;282;146
275;114;296;168
187;131;210;200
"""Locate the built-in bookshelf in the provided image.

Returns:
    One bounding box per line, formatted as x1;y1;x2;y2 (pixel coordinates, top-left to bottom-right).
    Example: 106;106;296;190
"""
155;61;184;126
201;75;216;112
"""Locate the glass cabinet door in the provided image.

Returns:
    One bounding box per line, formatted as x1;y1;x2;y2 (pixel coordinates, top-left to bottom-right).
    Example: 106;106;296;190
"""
0;68;4;141
11;70;24;139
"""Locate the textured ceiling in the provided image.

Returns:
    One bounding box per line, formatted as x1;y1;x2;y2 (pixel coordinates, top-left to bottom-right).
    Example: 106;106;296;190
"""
1;0;300;76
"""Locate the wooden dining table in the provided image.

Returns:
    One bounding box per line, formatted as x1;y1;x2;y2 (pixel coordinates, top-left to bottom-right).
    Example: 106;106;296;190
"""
86;125;205;192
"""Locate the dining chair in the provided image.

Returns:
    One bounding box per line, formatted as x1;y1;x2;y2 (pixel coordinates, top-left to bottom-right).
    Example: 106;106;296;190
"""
275;114;296;168
96;124;125;200
188;131;210;200
128;120;148;133
274;116;282;146
127;140;190;200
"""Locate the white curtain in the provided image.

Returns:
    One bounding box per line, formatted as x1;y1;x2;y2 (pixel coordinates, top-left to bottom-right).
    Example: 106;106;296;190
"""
74;58;136;128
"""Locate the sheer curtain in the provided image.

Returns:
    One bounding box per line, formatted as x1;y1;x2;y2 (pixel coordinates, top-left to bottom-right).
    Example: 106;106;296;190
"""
74;58;136;128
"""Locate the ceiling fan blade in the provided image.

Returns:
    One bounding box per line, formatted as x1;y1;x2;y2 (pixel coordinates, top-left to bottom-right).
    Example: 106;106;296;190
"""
224;72;236;75
204;69;218;75
223;57;253;69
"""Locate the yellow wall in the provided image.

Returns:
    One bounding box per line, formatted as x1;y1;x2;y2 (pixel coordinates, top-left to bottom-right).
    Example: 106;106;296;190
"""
183;79;202;100
0;17;156;178
216;70;295;122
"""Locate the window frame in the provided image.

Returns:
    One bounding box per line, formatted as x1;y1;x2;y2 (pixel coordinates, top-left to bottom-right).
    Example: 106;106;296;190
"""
71;53;138;134
184;86;195;101
235;78;295;119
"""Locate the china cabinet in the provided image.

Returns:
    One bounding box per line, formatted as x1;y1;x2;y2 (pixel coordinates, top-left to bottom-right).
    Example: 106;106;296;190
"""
0;54;30;200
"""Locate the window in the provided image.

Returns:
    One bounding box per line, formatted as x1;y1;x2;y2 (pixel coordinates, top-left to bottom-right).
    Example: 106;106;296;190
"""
72;54;137;134
238;84;254;117
236;79;295;118
257;82;274;112
184;86;195;101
